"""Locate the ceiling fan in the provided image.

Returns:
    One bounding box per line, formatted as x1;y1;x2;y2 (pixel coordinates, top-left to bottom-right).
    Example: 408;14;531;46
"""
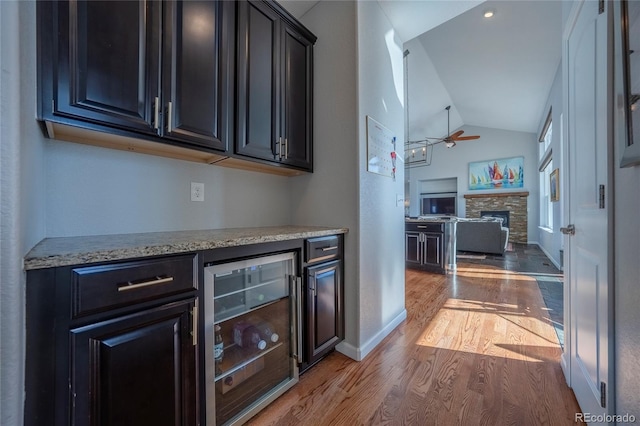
432;105;480;148
409;105;481;148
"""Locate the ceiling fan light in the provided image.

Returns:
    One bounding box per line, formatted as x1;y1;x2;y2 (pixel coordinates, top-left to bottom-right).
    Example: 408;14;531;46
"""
445;141;455;148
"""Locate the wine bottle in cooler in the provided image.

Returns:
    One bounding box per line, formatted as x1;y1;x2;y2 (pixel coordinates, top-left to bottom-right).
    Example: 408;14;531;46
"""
214;324;224;375
233;321;267;350
214;324;224;362
255;320;279;343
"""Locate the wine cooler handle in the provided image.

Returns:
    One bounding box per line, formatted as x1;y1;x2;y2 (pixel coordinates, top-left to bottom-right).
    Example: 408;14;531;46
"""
291;275;303;363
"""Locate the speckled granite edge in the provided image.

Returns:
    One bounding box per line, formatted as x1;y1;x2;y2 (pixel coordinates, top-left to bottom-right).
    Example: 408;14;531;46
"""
24;226;349;270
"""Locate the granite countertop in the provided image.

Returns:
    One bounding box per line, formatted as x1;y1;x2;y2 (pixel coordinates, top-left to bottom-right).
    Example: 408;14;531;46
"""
405;216;458;223
24;225;349;270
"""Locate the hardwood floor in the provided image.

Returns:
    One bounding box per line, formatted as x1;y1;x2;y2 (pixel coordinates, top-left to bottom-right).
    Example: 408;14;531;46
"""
247;259;583;425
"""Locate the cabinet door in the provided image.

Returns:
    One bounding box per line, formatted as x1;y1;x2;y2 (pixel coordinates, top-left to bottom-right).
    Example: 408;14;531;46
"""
53;0;161;134
423;233;443;267
236;0;280;161
162;0;231;151
405;232;422;265
281;24;313;170
306;260;343;365
70;298;197;426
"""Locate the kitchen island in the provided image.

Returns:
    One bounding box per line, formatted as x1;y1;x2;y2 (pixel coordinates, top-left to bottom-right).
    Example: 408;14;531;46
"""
405;216;457;274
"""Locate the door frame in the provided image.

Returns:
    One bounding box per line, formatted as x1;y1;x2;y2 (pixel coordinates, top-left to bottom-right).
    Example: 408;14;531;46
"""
560;0;616;412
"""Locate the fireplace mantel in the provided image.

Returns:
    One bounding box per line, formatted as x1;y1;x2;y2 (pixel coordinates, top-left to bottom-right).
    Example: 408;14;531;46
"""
464;191;529;199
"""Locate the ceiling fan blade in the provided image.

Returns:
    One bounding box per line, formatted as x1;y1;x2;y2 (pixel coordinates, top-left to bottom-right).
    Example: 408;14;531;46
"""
453;135;480;141
449;130;464;139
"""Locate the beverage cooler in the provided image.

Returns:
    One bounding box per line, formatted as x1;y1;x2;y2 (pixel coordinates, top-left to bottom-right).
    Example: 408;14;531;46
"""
204;252;301;425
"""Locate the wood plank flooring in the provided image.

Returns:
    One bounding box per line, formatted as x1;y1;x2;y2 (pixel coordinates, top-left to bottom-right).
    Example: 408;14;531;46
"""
247;260;583;425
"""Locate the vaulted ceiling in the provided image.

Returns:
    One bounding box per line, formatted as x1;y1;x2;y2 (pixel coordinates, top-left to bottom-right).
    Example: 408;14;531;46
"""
279;0;563;139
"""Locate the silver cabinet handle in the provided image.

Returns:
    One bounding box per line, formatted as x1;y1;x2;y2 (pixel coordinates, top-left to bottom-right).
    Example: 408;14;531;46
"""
560;224;575;235
417;225;428;228
118;276;174;292
153;97;159;130
284;138;288;160
276;137;283;159
321;246;338;252
167;101;173;133
191;302;198;347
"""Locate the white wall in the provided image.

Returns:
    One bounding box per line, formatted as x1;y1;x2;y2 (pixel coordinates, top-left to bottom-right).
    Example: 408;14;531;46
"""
614;156;640;418
355;1;406;358
404;38;462;140
613;6;640;414
407;124;539;240
295;0;407;361
2;3;47;426
1;3;24;426
292;0;360;351
45;141;292;236
535;63;563;268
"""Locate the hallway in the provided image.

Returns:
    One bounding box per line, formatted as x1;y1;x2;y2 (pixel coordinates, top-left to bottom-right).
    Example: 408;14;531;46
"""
247;246;581;425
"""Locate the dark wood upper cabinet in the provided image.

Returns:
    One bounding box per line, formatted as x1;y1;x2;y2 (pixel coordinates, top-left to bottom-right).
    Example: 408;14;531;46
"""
40;0;232;152
50;0;161;134
236;1;281;162
37;0;316;174
282;23;314;169
236;0;316;171
162;0;232;151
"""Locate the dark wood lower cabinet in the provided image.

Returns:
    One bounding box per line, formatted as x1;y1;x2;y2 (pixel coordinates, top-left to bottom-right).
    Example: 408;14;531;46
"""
70;298;197;426
405;228;446;274
305;259;343;368
25;236;346;425
25;254;199;426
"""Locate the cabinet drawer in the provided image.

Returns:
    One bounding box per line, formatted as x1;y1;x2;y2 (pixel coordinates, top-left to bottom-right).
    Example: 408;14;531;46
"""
71;254;198;318
306;236;340;263
405;222;443;233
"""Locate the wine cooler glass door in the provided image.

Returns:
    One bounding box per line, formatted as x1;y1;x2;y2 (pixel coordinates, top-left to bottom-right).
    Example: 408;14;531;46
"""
204;252;299;426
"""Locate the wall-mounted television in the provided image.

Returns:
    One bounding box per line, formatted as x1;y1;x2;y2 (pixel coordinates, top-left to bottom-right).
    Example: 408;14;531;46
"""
420;192;457;216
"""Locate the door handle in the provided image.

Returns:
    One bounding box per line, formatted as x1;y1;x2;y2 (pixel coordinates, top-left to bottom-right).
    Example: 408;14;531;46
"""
560;224;575;235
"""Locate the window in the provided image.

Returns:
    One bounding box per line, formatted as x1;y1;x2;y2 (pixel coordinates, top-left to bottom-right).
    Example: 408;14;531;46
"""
539;110;553;230
540;159;553;229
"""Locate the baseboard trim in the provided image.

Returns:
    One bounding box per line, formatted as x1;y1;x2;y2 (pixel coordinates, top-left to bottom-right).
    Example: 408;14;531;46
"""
560;351;570;386
336;309;407;361
536;242;563;270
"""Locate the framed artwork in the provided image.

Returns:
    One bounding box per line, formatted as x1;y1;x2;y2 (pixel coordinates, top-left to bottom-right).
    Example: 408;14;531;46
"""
468;156;524;190
550;168;559;202
618;0;640;167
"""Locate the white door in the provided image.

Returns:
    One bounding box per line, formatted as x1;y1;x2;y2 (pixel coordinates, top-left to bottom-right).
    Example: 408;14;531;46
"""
564;0;612;418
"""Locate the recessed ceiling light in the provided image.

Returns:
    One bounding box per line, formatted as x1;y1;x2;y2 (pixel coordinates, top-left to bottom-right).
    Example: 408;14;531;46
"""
484;10;495;18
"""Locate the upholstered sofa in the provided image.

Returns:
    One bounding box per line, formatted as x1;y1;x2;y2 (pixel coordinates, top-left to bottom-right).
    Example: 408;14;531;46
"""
456;217;509;255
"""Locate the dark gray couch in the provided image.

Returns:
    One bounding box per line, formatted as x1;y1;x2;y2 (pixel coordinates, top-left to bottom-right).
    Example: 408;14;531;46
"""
456;218;509;255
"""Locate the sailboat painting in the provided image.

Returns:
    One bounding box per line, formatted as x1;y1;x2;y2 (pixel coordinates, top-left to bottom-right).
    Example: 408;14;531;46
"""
468;156;524;190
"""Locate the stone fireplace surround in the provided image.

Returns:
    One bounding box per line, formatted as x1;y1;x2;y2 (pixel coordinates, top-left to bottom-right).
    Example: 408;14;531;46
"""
464;192;529;243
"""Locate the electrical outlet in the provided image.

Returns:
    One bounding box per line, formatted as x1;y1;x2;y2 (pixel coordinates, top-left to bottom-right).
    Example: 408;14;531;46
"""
191;182;204;202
